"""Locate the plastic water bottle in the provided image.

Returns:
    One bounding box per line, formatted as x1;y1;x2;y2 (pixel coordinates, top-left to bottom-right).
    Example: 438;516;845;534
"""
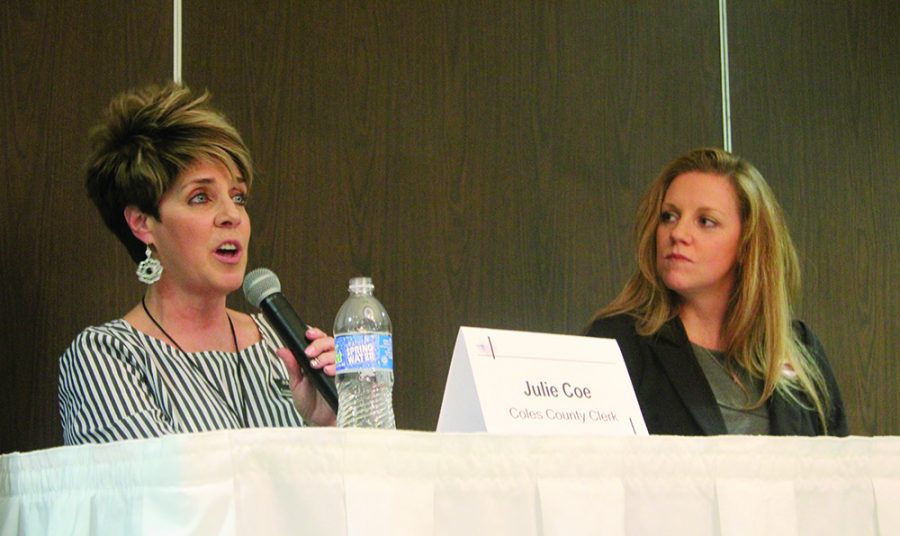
333;277;396;428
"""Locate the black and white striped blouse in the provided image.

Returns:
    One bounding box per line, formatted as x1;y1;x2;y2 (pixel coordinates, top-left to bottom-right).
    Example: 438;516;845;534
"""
58;314;304;445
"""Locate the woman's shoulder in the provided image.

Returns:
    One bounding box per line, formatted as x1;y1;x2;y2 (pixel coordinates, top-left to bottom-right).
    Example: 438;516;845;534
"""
60;319;145;364
791;319;821;348
585;313;685;355
230;309;283;350
790;319;831;365
67;319;136;346
585;313;640;339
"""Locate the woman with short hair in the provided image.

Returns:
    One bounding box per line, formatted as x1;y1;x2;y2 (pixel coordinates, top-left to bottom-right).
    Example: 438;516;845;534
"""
59;83;336;445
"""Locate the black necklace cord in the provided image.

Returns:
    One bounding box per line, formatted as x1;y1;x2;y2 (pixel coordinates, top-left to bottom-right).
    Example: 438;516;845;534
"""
141;296;249;427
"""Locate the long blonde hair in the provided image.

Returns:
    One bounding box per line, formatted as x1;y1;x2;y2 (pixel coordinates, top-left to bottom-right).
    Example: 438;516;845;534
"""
593;148;833;430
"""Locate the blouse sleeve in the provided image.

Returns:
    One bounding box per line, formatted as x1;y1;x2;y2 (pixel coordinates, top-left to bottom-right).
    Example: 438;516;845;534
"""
58;327;177;445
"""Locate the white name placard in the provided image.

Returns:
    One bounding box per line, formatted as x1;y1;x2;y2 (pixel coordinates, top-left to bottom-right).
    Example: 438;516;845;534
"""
437;326;648;436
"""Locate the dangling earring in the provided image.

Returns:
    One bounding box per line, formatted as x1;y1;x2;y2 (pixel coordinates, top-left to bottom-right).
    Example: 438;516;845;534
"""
136;245;163;284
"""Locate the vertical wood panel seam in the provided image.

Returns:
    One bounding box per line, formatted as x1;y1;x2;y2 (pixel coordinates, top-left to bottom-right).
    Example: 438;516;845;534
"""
719;0;732;151
173;0;182;82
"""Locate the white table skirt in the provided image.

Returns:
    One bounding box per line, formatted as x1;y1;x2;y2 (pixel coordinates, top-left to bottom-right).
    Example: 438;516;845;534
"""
1;429;898;536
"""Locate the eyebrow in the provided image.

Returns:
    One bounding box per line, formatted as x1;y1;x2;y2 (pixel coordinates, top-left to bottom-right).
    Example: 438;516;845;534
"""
661;202;727;216
179;177;247;191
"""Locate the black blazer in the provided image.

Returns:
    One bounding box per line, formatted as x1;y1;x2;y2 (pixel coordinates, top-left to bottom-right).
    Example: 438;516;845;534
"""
586;314;848;436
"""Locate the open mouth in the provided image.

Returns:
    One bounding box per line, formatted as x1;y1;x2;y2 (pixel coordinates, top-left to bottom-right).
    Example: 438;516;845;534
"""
216;242;240;258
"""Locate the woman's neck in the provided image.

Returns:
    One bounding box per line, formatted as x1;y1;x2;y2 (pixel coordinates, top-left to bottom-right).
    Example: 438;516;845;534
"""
134;285;235;353
678;295;729;351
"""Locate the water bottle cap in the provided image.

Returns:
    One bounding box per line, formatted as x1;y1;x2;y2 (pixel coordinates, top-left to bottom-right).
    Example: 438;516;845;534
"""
348;277;374;292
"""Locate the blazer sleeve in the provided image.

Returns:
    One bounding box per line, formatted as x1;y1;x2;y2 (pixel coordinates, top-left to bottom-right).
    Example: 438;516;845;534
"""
794;320;849;436
585;315;645;389
58;328;177;445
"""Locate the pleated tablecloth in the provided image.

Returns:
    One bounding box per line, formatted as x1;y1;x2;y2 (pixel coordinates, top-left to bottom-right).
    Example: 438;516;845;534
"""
1;428;898;536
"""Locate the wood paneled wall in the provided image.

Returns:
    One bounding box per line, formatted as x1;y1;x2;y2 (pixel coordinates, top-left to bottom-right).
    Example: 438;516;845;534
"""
0;2;171;452
1;1;895;453
182;0;721;431
727;1;899;435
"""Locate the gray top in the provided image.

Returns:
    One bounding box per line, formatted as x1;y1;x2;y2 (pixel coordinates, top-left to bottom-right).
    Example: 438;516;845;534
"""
691;343;769;435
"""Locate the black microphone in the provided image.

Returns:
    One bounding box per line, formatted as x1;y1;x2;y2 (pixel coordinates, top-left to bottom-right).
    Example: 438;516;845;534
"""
243;268;339;414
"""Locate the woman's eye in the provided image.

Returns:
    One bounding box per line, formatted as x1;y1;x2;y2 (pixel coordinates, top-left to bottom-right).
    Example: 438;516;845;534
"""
700;216;717;227
660;211;677;223
232;192;248;206
189;192;208;204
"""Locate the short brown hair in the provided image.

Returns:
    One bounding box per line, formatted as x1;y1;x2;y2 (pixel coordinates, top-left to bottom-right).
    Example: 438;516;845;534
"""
85;82;253;262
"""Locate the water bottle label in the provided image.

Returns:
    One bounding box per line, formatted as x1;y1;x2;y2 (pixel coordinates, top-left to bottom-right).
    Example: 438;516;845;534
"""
335;334;393;373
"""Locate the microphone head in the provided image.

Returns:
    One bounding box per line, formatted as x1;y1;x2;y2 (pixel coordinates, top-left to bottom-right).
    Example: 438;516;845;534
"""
243;268;282;308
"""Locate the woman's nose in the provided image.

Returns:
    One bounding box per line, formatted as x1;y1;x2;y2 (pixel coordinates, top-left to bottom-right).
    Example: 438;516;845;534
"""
215;198;243;227
669;218;690;243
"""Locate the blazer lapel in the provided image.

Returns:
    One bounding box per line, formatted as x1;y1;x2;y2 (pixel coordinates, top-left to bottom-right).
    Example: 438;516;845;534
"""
652;320;728;435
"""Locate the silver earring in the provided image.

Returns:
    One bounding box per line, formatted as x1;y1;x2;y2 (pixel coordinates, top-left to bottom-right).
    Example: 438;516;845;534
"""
136;245;163;284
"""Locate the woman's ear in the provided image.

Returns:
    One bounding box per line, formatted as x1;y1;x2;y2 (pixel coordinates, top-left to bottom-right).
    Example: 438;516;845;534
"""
124;206;153;245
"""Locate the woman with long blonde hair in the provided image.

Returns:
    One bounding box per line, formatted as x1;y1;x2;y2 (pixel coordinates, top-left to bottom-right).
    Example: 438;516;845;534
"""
586;148;846;435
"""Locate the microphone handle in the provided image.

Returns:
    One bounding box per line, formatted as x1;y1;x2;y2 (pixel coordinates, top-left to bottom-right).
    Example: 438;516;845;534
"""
260;294;339;414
